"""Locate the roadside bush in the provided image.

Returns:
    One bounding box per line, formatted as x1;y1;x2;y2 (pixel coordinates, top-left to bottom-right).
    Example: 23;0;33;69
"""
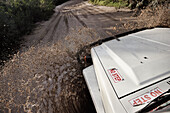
89;0;128;8
127;0;169;9
0;2;18;64
0;0;68;65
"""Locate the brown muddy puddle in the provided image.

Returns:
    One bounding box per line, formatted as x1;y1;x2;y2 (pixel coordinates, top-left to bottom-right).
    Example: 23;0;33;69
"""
0;28;98;113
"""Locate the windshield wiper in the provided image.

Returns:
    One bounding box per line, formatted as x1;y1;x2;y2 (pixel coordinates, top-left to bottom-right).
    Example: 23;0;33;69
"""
136;89;170;113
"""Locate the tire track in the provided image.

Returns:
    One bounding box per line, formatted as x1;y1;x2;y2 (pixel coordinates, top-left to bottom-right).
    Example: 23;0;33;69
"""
33;11;61;45
76;8;88;19
81;8;94;16
70;11;87;28
79;8;110;38
64;14;69;33
86;6;118;22
49;14;62;42
80;11;88;19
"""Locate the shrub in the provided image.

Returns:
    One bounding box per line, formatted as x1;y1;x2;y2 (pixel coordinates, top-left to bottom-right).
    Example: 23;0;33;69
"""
89;0;128;8
0;0;68;65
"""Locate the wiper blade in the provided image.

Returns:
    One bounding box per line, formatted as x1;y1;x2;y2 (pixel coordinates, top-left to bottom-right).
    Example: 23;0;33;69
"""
136;89;170;113
156;101;170;111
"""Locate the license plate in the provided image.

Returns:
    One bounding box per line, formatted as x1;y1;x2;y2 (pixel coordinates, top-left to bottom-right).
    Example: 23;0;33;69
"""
129;87;163;106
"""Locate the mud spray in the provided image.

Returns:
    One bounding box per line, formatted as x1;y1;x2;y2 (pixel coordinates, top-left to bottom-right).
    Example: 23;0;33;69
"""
0;5;169;113
0;27;99;113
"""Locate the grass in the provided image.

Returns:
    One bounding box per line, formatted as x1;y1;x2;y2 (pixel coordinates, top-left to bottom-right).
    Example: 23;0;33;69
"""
106;1;128;7
90;0;128;8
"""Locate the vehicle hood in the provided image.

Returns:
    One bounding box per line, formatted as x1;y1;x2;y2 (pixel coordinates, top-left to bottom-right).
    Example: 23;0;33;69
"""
92;28;170;98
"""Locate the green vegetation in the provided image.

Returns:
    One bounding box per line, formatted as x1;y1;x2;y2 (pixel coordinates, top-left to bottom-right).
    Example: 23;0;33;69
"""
0;0;68;65
89;0;128;8
89;0;169;9
127;0;169;9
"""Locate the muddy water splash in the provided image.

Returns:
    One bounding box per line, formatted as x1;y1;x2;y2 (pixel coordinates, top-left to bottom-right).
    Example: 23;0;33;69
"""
0;27;99;113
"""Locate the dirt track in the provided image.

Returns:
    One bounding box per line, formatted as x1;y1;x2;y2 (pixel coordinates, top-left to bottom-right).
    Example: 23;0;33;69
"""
0;0;140;113
23;0;136;48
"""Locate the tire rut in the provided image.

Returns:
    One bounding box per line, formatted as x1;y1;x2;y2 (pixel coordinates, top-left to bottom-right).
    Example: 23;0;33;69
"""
64;14;69;33
81;8;95;16
79;8;111;38
33;11;61;45
70;11;88;28
86;6;118;22
49;15;62;42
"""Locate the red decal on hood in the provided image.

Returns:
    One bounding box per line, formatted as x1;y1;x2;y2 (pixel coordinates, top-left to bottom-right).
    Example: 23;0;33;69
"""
108;68;124;83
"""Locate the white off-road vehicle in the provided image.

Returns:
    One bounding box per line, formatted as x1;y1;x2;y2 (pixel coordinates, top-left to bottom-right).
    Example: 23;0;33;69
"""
83;28;170;113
